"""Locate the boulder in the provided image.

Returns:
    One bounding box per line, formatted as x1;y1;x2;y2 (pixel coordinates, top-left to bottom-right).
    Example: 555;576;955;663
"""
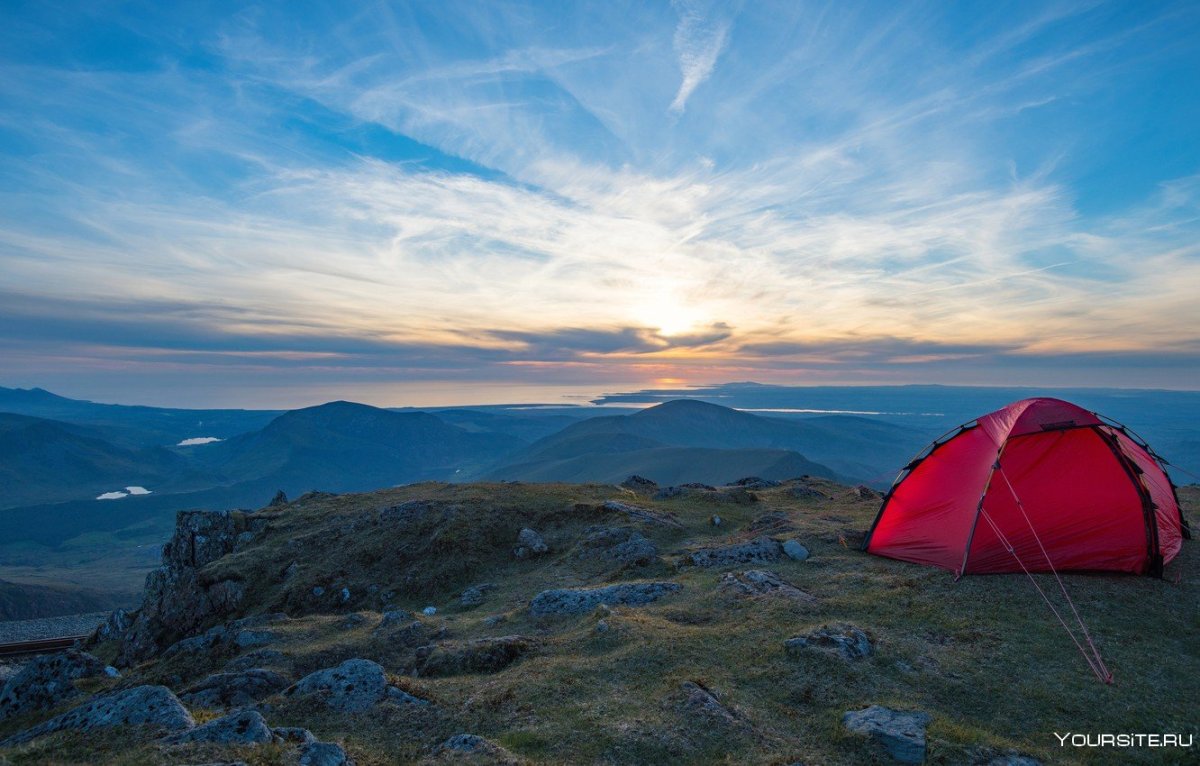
842;705;931;764
412;636;536;676
163;709;274;744
789;485;828;501
460;584;497;607
686;536;783;567
180;668;291;709
786;625;873;660
729;477;780;489
273;726;317;745
287;659;422;712
89;608;134;644
719;570;816;603
782;540;810;561
0;649;110;721
513;528;549;559
848;485;882;501
300;741;355;766
530;582;682;616
0;685;194;746
575;526;658;567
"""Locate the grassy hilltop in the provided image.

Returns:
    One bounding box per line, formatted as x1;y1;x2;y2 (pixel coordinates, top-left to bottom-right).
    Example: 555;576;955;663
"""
0;479;1195;765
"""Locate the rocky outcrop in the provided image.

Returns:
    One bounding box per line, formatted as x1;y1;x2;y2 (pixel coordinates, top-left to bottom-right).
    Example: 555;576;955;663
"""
719;570;816;603
790;485;828;501
574;526;658;567
848;485;883;501
671;681;749;730
786;625;872;661
160;613;287;660
88;608;134;644
686;536;783;567
163;708;274;744
180;668;291;709
286;659;426;712
412;636;536;677
729;477;780;489
118;509;269;666
460;583;497;607
0;685;194;746
842;705;931;764
654;485;758;504
530;582;682;616
620;475;658;494
0;649;113;721
513;528;548;559
301;740;356;765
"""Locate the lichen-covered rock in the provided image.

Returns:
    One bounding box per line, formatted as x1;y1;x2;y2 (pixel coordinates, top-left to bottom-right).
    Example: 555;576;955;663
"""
719;570;816;603
118;509;269;666
513;528;548;559
0;649;110;721
163;709;273;744
786;625;873;661
460;584;497;607
300;740;355;766
287;659;423;712
575;525;658;567
0;685;194;746
530;582;682;616
412;636;536;676
686;536;783;567
432;733;522;764
842;705;931;764
180;668;291;709
88;608;134;645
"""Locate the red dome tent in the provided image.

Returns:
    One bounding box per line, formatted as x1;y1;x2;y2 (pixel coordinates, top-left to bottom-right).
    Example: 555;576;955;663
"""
864;398;1189;578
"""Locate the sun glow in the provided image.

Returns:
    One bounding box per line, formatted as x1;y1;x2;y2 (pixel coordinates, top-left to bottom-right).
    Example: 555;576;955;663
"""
638;295;706;337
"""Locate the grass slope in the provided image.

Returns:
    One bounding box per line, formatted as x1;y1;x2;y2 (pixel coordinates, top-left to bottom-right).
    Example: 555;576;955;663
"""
2;481;1194;764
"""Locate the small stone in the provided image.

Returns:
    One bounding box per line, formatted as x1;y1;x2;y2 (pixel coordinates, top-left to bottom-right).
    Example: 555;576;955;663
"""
423;606;437;616
595;620;610;633
842;705;930;764
710;515;722;526
460;583;496;607
375;610;414;631
273;726;317;744
483;614;508;627
782;540;810;561
340;588;351;602
312;586;325;597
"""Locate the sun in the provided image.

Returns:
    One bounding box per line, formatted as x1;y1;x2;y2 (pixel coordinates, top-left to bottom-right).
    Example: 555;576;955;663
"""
638;297;705;337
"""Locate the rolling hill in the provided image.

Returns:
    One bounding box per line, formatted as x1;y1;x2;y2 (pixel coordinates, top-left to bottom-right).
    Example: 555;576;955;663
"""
484;399;924;485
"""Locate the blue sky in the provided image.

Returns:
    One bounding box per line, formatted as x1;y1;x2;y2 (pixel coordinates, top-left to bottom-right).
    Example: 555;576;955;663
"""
1;1;1198;407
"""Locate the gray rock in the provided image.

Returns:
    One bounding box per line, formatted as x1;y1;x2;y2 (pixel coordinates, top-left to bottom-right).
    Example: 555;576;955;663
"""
710;515;722;526
786;625;872;661
483;614;507;627
90;608;133;644
117;509;268;665
300;740;355;766
789;485;828;500
164;709;273;744
312;586;326;597
460;583;497;607
225;648;287;672
719;570;816;603
412;636;535;676
180;668;290;709
234;628;278;648
268;490;289;507
674;681;747;729
273;726;317;745
287;659;406;712
375;609;414;631
513;528;549;559
603;500;684;527
0;685;194;746
340;587;351;603
575;526;658;567
842;705;931;764
530;582;682;616
0;649;108;721
782;539;810;561
686;536;783;567
848;485;882;501
620;475;658;493
436;733;520;763
730;477;780;488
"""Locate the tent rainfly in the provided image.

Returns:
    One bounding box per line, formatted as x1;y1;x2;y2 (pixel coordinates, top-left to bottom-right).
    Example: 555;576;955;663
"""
864;397;1190;578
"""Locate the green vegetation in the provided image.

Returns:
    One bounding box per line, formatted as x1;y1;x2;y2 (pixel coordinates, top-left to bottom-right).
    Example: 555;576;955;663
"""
0;480;1196;764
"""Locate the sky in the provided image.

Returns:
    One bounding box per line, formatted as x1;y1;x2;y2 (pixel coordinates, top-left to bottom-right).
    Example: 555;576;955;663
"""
1;1;1199;407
